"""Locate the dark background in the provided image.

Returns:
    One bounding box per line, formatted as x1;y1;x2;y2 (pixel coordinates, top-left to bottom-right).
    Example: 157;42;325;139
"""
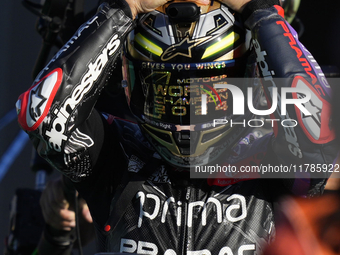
0;0;339;254
0;1;97;254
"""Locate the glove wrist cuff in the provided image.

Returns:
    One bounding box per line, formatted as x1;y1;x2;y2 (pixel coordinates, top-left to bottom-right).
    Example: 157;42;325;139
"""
242;0;281;21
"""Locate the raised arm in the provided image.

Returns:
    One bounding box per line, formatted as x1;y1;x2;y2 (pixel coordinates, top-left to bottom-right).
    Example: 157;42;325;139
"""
239;0;337;193
16;1;135;181
16;0;210;183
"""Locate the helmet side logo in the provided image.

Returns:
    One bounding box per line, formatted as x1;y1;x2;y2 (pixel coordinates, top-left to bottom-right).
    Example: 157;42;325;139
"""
161;36;209;61
29;81;48;121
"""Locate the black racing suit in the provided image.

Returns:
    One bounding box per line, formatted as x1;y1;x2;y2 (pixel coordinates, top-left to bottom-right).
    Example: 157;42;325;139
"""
16;1;337;254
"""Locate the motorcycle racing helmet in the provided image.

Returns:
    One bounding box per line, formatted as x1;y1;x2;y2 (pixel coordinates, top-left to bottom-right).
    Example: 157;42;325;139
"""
122;0;261;168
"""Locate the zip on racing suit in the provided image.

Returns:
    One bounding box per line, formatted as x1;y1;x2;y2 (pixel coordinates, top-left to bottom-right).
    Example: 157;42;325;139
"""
16;0;338;254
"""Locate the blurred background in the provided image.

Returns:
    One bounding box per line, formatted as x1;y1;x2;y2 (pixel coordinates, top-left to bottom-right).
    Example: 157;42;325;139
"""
0;1;97;254
0;0;339;254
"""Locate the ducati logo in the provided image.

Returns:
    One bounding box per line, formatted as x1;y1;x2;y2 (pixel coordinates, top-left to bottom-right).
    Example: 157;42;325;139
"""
161;36;209;61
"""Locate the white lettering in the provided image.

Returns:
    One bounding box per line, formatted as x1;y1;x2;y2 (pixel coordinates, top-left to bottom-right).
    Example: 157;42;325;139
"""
202;198;222;226
137;191;247;228
120;239;256;255
225;194;247;222
46;34;120;151
137;241;158;255
238;244;255;255
254;39;302;158
281;87;311;116
218;247;233;255
214;84;244;115
201;84;310;116
187;250;211;255
120;238;137;253
137;192;160;228
120;239;158;254
247;87;277;115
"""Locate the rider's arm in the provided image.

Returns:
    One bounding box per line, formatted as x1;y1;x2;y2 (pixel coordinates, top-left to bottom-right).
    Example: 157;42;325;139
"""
243;0;338;195
16;1;135;182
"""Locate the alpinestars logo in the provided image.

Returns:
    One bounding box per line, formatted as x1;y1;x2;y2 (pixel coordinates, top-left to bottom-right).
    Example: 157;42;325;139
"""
161;36;208;61
46;34;121;152
253;39;303;158
23;69;62;129
29;81;48;121
299;94;321;127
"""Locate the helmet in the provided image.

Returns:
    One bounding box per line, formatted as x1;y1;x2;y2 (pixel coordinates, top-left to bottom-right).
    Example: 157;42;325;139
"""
122;1;260;168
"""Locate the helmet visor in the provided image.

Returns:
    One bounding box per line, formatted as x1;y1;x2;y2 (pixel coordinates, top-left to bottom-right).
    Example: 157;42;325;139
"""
124;58;251;127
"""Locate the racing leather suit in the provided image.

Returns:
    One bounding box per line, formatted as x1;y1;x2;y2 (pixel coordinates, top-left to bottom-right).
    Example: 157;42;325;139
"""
16;0;337;254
